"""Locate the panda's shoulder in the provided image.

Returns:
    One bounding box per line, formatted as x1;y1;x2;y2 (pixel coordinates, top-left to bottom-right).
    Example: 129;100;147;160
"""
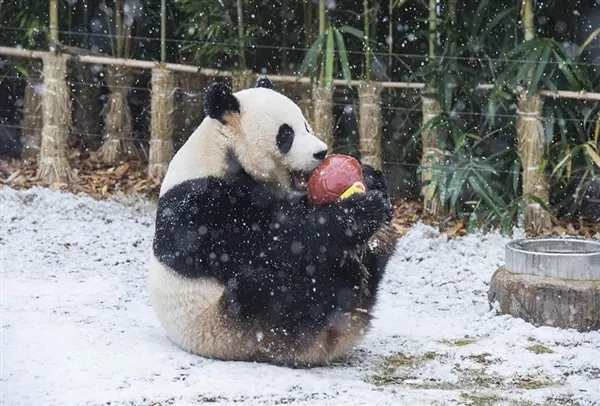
160;177;245;200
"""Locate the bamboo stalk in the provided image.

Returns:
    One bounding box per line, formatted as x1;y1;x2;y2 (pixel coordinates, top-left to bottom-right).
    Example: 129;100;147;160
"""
148;66;175;179
318;0;326;85
428;0;436;59
49;0;59;45
37;52;73;184
358;80;383;169
517;0;552;233
161;0;166;63
237;0;246;70
421;0;444;216
364;0;371;81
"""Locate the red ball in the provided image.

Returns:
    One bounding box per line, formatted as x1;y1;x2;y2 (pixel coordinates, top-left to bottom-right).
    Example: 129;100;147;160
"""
307;154;365;205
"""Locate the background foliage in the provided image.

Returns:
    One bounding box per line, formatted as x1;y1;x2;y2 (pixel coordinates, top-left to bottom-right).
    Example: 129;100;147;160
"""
0;0;599;228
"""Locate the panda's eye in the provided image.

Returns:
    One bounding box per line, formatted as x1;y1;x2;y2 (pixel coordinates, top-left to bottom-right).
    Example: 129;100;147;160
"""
277;124;295;154
304;122;311;133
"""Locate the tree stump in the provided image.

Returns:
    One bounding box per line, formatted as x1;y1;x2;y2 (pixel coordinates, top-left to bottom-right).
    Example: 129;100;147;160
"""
488;238;600;332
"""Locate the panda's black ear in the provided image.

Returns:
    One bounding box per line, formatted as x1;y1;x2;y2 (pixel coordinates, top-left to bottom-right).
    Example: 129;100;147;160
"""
204;81;240;120
255;76;275;90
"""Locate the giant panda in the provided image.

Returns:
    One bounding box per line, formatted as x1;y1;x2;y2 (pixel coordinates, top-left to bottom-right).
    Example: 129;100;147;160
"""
148;77;398;367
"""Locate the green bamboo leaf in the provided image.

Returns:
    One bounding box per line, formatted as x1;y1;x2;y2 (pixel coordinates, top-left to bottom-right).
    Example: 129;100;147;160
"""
334;29;352;86
579;27;600;55
530;44;552;90
297;33;325;78
481;6;518;39
339;25;365;40
551;48;581;90
528;195;557;220
583;143;600;169
470;0;489;38
551;145;577;179
437;170;449;204
511;158;521;196
471;172;505;214
325;28;335;88
448;169;469;209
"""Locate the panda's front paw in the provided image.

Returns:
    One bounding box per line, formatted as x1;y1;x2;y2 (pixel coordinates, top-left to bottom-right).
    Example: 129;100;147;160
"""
362;165;389;194
361;165;393;223
341;190;390;237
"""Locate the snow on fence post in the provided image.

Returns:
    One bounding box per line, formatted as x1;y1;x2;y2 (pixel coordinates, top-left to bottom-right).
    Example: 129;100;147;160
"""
516;93;553;233
358;80;383;170
37;52;73;184
148;66;175;180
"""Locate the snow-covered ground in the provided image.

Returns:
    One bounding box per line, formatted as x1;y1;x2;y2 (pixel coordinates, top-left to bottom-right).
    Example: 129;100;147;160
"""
1;186;599;406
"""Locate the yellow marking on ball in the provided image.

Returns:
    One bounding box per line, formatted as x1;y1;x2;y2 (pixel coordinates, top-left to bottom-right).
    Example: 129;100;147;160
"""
340;182;366;200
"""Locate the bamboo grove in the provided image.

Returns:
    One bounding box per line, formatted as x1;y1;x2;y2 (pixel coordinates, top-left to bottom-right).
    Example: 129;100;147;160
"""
0;0;599;235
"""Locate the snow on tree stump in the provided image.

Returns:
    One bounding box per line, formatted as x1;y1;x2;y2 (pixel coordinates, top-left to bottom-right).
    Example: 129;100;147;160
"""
488;238;600;332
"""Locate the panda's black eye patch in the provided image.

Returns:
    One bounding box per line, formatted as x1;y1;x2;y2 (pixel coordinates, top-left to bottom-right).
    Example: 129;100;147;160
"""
277;124;295;154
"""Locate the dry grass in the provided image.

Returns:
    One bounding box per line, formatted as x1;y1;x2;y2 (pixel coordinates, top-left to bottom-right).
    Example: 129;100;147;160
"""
230;69;255;92
517;93;552;233
358;80;383;170
37;53;73;184
148;67;175;180
420;86;444;217
97;65;139;165
312;85;334;152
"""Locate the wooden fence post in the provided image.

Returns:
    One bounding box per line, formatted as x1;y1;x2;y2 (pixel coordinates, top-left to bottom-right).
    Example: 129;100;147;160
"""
312;85;334;152
517;92;553;233
358;80;383;169
37;52;73;184
148;66;175;179
420;86;444;216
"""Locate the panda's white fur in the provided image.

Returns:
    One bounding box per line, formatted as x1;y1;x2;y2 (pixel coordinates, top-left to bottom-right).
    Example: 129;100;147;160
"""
149;78;396;367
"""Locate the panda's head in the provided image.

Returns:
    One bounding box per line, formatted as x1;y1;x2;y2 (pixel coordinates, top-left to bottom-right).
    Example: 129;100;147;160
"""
203;77;328;195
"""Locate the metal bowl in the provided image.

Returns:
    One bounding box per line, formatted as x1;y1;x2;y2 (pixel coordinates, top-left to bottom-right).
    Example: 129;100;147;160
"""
505;237;600;280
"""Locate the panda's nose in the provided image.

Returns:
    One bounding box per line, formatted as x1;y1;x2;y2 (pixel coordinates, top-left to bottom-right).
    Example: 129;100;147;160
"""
313;149;327;160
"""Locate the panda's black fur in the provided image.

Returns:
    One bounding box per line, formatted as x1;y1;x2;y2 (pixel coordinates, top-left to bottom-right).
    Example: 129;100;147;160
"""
154;163;392;336
150;77;398;367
